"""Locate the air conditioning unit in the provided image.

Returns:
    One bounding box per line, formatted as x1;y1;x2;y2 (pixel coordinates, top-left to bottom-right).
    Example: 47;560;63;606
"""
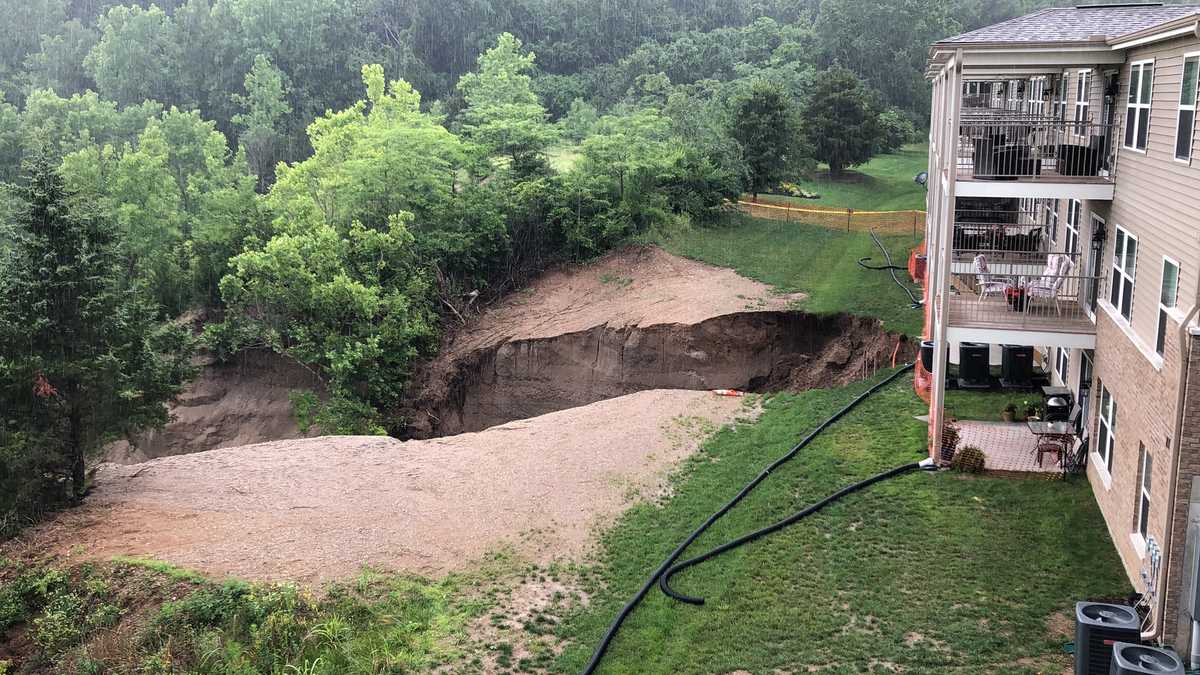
957;342;991;389
1109;642;1184;674
1075;602;1140;675
1000;344;1034;389
920;340;937;373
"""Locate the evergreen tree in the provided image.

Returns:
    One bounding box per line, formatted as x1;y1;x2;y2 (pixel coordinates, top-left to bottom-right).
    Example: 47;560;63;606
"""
729;80;804;199
0;154;193;510
802;67;883;177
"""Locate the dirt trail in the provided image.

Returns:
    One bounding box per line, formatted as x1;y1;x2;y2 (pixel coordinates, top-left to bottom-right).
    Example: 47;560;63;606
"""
26;390;748;582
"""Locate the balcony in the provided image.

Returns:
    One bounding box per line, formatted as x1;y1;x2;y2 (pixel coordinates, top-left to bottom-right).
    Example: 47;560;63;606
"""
948;261;1102;337
957;116;1115;183
955;115;1116;200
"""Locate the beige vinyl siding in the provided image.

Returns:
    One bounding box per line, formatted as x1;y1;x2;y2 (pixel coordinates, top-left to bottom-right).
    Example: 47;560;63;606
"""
1108;35;1200;349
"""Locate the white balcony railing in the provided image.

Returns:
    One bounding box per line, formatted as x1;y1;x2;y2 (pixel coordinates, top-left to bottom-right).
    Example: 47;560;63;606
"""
948;269;1103;334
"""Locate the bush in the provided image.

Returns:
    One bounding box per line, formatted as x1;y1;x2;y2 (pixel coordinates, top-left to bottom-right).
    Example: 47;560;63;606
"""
951;445;987;474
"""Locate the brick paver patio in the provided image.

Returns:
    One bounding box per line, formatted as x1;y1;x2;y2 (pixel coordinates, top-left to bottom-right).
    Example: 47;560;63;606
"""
957;420;1067;475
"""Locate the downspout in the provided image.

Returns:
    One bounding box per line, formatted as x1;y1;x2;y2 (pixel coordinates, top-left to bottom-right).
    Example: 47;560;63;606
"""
1147;295;1200;643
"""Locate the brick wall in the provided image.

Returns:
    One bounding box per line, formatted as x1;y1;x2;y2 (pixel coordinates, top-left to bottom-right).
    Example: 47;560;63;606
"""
1167;335;1200;650
1089;307;1183;637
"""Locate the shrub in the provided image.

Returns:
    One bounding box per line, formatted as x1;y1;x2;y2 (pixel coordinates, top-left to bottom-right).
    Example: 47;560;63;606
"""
951;445;987;474
939;419;961;462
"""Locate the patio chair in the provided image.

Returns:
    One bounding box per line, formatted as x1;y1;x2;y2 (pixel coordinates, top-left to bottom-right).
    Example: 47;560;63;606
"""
1036;437;1066;468
973;254;1011;302
1027;254;1074;315
1062;436;1090;475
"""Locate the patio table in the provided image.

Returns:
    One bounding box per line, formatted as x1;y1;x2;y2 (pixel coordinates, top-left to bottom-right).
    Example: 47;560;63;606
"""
1026;420;1076;467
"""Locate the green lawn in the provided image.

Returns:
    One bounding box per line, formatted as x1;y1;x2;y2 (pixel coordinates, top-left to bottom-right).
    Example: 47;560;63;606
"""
762;144;930;211
555;373;1129;674
660;216;925;335
945;388;1045;423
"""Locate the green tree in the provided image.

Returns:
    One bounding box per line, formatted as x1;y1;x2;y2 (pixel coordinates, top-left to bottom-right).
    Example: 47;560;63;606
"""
232;54;292;190
268;64;463;229
728;80;803;198
212;213;437;435
457;33;556;175
0;154;192;508
802;67;883;177
876;107;917;154
84;4;183;108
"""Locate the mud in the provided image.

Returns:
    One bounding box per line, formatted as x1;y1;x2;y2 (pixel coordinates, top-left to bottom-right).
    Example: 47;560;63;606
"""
402;311;910;438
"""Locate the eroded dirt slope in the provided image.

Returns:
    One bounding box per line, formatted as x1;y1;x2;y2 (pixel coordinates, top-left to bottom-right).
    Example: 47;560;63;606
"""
105;351;321;464
26;390;748;582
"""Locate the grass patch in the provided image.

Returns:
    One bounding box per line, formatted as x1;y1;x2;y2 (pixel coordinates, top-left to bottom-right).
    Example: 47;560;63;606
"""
553;372;1128;673
548;145;582;173
660;215;924;335
945;388;1045;423
763;144;929;211
0;554;527;674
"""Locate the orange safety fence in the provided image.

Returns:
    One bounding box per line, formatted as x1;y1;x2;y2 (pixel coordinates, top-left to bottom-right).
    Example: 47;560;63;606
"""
737;197;926;239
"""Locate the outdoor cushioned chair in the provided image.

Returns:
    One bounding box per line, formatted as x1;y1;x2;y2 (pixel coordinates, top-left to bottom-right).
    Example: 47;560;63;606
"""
1027;254;1074;315
973;254;1011;302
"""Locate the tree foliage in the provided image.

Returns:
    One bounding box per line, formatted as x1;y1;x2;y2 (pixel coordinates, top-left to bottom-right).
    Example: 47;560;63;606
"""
802;67;883;177
729;80;804;198
0;155;193;528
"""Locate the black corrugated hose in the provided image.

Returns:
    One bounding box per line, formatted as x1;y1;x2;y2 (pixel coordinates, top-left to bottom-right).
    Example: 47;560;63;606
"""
580;363;932;674
857;230;923;308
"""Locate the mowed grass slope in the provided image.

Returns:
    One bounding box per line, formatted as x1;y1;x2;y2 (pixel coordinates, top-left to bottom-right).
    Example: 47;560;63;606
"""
555;373;1129;674
762;143;930;211
661;216;924;335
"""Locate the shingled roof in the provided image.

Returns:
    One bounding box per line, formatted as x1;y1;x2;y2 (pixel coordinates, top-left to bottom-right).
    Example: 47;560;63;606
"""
938;3;1200;46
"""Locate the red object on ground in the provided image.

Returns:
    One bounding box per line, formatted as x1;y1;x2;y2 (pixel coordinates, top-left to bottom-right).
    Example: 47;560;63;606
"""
711;389;745;397
908;242;927;286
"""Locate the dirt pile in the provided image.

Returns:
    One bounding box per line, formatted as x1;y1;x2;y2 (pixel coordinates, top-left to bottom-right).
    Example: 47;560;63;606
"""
105;350;321;464
27;390;748;582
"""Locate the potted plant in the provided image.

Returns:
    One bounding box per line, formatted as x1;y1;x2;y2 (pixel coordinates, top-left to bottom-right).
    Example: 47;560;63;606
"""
1023;399;1039;421
1001;402;1017;423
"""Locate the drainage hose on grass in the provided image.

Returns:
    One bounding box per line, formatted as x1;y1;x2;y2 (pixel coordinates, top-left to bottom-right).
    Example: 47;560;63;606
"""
658;460;926;604
857;230;923;308
580;363;923;675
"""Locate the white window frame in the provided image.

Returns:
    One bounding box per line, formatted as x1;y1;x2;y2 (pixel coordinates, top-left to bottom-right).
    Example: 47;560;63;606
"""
1052;73;1069;120
1056;347;1071;384
1136;445;1152;542
1174;53;1199;163
1157;256;1180;356
1065;200;1081;256
1110;225;1138;323
1029;77;1046;116
1096;385;1117;479
1125;60;1155;153
1074;69;1092;135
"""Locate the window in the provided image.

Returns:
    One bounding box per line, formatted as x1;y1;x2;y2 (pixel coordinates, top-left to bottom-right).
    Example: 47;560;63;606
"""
1097;385;1117;474
1053;74;1069;119
1125;61;1154;151
1157;258;1180;356
1056;347;1071;384
1029;77;1046;116
1136;444;1152;540
1176;55;1199;161
1110;226;1138;322
1065;200;1081;256
1074;69;1092;134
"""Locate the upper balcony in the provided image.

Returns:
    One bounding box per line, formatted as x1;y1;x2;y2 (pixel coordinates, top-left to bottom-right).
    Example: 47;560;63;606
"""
955;113;1116;200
